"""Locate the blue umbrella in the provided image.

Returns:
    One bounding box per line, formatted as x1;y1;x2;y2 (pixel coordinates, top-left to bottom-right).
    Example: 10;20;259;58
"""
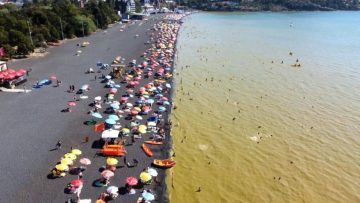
142;191;155;201
110;104;120;109
163;101;170;106
108;114;119;121
105;118;116;125
114;84;121;88
147;99;154;104
91;112;103;119
158;106;166;112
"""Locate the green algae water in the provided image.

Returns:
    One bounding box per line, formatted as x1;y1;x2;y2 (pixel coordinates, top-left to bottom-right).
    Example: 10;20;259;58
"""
168;12;360;203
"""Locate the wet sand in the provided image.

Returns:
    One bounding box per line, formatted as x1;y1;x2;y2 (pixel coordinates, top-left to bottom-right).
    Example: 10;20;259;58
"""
0;15;171;202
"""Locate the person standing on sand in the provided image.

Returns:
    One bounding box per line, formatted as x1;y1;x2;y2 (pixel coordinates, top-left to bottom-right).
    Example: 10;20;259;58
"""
55;140;62;150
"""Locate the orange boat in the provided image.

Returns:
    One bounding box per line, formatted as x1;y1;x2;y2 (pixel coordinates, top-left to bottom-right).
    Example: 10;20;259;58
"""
105;144;123;149
144;140;163;145
98;146;125;156
141;143;153;157
152;159;176;168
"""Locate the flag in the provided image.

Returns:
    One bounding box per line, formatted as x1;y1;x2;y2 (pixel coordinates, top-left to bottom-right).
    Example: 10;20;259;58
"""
0;47;5;57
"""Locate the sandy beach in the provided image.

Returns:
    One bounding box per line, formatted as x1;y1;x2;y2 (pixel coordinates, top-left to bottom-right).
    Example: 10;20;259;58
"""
0;14;179;202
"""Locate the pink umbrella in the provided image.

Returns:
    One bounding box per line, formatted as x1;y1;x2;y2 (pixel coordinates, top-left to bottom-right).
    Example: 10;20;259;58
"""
79;158;91;165
126;176;138;186
127;89;134;93
101;170;114;179
120;97;128;102
139;87;146;92
68;101;76;107
130;110;138;115
49;75;57;80
128;81;136;86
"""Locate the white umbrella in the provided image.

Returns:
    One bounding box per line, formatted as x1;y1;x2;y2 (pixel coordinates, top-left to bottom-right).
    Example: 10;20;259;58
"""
126;103;133;107
147;167;158;177
107;186;119;194
94;96;101;101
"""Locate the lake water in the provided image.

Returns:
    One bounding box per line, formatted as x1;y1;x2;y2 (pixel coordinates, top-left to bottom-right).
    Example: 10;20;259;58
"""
168;12;360;203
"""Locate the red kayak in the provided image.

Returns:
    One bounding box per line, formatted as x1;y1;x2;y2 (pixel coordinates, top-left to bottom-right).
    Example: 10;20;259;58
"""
141;143;153;157
144;140;163;145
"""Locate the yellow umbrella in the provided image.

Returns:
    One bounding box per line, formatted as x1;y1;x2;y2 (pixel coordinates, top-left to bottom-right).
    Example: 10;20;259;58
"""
64;153;77;160
106;157;118;166
61;158;73;165
134;107;141;112
55;164;69;171
142;91;149;95
71;149;82;155
139;172;152;183
122;128;130;134
138;125;147;134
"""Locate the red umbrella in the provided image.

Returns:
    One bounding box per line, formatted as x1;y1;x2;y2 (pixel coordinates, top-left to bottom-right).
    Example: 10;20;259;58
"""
0;73;4;79
126;176;138;186
7;69;15;74
144;84;151;89
68;101;76;107
70;179;83;187
128;81;136;86
15;71;23;77
18;69;26;74
5;74;15;80
101;170;114;179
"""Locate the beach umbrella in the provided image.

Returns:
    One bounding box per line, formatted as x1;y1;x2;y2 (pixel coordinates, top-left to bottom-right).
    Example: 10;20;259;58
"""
147;168;158;177
101;170;115;179
95;104;102;109
165;83;171;88
130;122;139;127
55;164;69;171
110;104;120;109
106;157;118;166
139;87;146;92
127;89;134;93
49;75;57;80
122;128;130;134
61;158;73;166
120;97;128;102
107;186;118;194
64;153;77;160
135;115;143;120
126;176;138;186
70;179;83;187
108;114;119;121
126;103;133;107
142;190;155;201
68;101;76;107
163;101;170;106
158;106;166;112
105;75;111;79
147;122;156;127
147;99;154;104
91;112;103;119
134;107;141;112
81;84;89;90
79;158;91;165
71;149;82;155
94;96;102;101
130;110;138;115
105;119;116;125
139;172;152;183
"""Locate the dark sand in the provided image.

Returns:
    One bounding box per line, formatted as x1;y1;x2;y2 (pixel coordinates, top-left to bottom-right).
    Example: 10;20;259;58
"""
0;15;171;202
